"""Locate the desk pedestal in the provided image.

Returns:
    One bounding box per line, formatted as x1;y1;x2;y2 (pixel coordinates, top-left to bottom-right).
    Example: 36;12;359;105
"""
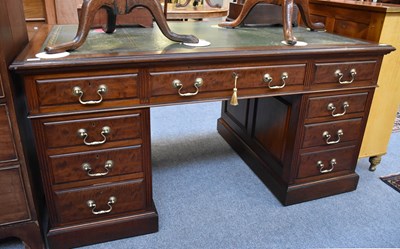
218;92;371;205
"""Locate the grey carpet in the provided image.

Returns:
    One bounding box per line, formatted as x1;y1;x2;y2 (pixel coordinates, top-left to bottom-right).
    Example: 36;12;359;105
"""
2;101;400;249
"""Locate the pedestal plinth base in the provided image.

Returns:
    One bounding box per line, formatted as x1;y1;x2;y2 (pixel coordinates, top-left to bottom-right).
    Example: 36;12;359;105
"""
47;206;158;249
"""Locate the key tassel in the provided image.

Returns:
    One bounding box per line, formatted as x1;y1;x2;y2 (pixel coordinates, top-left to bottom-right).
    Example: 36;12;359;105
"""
230;87;238;106
230;73;239;106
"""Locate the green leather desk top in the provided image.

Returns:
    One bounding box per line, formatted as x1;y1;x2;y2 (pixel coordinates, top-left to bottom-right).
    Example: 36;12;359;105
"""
43;22;365;55
11;21;393;71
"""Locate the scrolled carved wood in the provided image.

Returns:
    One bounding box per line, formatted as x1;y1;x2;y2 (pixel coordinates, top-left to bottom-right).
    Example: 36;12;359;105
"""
219;0;325;45
45;0;199;54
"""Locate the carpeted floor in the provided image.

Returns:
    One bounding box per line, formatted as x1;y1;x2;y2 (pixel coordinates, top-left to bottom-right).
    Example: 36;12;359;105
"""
2;101;400;249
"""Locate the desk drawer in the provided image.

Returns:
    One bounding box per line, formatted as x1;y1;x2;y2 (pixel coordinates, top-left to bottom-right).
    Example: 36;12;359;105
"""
306;92;368;119
29;72;139;114
297;145;357;179
53;178;146;225
302;118;362;148
313;60;378;87
41;110;143;149
49;145;144;184
150;64;306;99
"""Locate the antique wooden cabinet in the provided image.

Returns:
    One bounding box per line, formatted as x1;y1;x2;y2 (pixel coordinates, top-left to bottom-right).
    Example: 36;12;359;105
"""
0;0;44;248
10;21;393;248
42;0;152;27
307;0;400;170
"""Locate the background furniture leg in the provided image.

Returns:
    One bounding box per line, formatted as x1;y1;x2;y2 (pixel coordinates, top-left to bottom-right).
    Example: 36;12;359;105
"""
45;0;115;53
128;0;199;43
219;0;266;27
369;155;383;171
176;0;191;7
103;6;117;33
205;0;222;8
294;0;324;30
282;0;296;44
219;0;324;44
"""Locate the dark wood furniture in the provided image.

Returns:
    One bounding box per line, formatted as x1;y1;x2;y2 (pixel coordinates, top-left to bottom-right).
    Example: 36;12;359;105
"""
226;2;299;26
23;0;46;21
0;0;44;248
45;0;198;53
10;22;393;248
39;0;152;26
163;3;228;20
306;0;400;170
218;0;325;44
78;4;154;28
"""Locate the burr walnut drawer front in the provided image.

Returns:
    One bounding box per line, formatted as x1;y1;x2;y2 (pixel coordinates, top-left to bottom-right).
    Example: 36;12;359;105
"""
312;60;378;87
302;118;362;148
297;145;357;179
305;92;369;119
150;64;306;100
49;145;144;185
41;110;143;149
29;72;139;114
53;178;146;225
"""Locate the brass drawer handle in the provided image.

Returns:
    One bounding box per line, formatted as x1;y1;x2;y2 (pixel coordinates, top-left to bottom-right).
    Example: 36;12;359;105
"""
335;69;357;84
263;72;288;89
317;158;336;174
73;84;107;105
327;101;349;117
77;126;110;146
87;196;117;215
172;78;203;96
322;129;343;144
82;160;113;177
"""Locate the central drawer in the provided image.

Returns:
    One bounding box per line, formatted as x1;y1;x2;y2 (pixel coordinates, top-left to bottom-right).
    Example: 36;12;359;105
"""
53;178;146;225
150;64;306;102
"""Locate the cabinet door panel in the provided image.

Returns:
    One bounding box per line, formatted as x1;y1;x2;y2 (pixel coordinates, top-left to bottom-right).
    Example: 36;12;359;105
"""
0;74;4;98
54;0;81;24
0;166;30;224
0;104;18;162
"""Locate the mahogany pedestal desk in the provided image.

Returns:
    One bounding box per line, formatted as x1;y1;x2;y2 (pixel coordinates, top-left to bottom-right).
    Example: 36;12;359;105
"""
10;22;394;248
